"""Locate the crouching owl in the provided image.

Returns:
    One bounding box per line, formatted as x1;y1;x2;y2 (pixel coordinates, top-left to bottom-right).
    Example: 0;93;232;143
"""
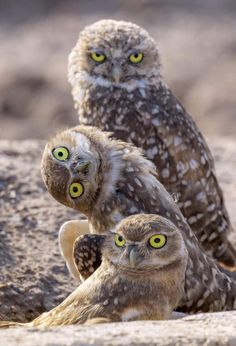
0;214;188;328
41;125;236;313
68;19;236;269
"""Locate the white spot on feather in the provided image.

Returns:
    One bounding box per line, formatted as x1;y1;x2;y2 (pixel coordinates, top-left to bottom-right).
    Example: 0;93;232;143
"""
134;177;143;187
139;88;146;98
196;192;206;201
174;136;182;147
207;204;215;212
151;118;161;127
188;216;197;225
190;159;198;170
161;168;170;179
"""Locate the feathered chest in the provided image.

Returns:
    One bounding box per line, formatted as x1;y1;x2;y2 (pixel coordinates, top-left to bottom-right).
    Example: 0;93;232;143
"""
77;84;145;129
75;82;198;144
74;81;214;191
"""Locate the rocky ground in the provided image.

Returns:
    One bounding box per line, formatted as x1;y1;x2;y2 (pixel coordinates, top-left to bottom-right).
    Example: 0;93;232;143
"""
0;137;235;344
0;312;236;346
0;140;78;323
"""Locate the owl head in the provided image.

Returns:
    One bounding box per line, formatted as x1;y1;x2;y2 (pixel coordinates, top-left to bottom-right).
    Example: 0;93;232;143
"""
102;214;187;272
41;126;104;214
68;19;160;89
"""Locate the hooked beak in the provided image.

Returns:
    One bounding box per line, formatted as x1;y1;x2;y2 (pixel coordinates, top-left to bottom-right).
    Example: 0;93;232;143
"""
73;159;91;173
111;66;122;83
128;245;142;267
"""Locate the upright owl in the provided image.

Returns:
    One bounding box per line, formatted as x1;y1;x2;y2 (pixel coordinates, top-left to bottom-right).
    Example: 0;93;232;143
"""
0;214;187;328
68;19;236;269
41;125;236;313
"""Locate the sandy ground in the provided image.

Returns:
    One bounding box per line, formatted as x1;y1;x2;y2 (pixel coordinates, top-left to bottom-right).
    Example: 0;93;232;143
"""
0;136;235;323
0;140;78;322
1;312;236;346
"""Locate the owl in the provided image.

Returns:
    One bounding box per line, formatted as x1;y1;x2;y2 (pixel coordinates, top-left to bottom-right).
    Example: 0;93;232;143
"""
0;214;188;328
68;19;236;269
41;125;236;313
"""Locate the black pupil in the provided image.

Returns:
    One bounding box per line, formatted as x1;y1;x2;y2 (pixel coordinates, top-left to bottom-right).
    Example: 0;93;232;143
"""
58;151;63;157
134;53;138;58
154;237;161;243
118;236;123;242
96;53;100;57
73;187;78;193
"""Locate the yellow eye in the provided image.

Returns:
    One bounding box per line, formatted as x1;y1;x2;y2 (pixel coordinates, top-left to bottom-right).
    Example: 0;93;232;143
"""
52;146;69;161
114;233;126;247
90;52;106;63
149;234;167;249
129;52;143;64
69;182;84;199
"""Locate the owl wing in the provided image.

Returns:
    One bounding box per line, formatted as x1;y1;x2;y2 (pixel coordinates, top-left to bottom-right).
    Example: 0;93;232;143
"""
134;85;235;267
134;86;215;183
73;234;105;280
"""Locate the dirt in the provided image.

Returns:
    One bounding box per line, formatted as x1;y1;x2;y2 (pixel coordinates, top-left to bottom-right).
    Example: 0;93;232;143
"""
0;140;78;322
1;311;236;346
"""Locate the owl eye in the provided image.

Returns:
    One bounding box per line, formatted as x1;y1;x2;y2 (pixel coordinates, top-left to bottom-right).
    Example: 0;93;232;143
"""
52;146;69;161
114;233;126;247
149;234;167;249
129;52;143;64
69;182;84;199
90;52;106;63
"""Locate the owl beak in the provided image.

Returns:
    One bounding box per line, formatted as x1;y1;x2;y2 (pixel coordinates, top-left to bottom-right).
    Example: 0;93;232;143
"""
128;245;142;267
111;66;122;83
74;160;91;173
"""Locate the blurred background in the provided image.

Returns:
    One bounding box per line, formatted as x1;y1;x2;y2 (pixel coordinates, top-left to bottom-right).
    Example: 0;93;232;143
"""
0;0;235;140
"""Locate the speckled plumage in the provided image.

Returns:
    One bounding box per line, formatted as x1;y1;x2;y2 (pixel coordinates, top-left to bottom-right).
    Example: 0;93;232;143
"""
0;214;187;327
41;125;236;313
68;19;236;268
73;234;105;280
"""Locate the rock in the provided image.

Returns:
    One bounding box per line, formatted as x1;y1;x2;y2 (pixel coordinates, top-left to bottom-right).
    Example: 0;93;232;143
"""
0;311;236;346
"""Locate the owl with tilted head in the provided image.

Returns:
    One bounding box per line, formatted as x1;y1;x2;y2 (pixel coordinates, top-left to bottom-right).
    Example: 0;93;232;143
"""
68;19;236;269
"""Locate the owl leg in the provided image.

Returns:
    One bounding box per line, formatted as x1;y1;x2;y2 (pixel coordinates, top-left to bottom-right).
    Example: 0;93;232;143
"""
73;234;105;281
59;219;90;280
